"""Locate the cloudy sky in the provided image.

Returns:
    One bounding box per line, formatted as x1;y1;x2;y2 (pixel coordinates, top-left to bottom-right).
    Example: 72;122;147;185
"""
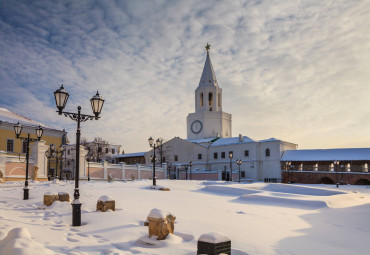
1;0;370;153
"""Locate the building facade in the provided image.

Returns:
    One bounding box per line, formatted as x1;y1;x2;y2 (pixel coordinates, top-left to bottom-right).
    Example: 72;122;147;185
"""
0;108;67;181
145;45;298;181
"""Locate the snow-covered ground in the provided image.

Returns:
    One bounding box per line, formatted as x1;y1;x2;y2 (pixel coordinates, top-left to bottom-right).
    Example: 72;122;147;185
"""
0;180;369;255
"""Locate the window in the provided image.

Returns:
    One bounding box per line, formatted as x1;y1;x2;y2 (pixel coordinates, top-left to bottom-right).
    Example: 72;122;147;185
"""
214;152;218;159
22;141;27;153
112;148;115;154
98;147;102;153
221;152;225;158
244;150;249;157
208;92;213;106
174;155;178;161
200;93;203;107
198;154;202;160
241;171;245;178
265;148;270;157
105;148;108;153
7;139;14;152
218;93;221;107
68;149;70;155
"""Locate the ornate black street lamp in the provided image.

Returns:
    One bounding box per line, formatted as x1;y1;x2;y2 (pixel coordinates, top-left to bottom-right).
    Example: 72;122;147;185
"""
14;122;43;200
334;160;339;188
229;152;233;182
54;84;104;226
148;137;162;186
236;159;242;182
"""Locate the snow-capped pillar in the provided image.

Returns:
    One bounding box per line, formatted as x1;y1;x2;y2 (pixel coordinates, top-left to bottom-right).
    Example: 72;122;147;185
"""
313;163;318;171
330;163;334;172
103;160;108;180
30;140;49;178
137;164;141;180
120;162;126;180
298;163;303;171
218;170;222;180
79;145;88;178
363;163;368;172
0;151;6;177
346;163;351;172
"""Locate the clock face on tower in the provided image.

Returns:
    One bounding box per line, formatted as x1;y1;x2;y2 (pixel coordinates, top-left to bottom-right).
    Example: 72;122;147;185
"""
191;120;203;134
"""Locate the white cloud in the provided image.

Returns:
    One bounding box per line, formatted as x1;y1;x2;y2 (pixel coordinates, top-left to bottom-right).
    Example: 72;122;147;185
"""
1;0;370;152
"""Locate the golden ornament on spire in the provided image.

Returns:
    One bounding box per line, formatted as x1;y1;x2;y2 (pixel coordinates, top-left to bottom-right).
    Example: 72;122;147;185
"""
205;43;211;51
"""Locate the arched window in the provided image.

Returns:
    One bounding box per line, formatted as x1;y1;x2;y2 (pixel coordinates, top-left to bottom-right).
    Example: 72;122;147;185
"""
218;93;221;107
209;92;213;106
200;93;203;107
265;148;270;157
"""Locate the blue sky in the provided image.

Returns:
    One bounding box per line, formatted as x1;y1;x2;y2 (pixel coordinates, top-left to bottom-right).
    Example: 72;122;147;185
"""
1;0;370;152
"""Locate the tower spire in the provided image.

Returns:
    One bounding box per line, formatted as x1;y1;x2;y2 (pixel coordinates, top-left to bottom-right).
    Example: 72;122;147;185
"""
199;43;218;87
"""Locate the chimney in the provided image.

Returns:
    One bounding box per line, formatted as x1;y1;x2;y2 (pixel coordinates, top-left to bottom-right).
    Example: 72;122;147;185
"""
239;134;243;142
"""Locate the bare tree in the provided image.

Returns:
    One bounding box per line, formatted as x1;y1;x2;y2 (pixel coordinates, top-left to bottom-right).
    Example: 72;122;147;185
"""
81;137;110;162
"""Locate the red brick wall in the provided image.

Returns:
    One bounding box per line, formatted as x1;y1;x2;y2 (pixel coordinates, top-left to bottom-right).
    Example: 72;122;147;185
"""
282;171;370;185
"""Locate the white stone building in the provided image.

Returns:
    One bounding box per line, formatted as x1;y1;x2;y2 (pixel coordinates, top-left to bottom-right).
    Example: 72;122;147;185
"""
146;45;297;181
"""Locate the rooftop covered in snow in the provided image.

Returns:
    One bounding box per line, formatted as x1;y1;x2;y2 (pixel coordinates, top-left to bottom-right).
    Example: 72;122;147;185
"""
112;152;145;158
0;108;56;130
282;148;370;161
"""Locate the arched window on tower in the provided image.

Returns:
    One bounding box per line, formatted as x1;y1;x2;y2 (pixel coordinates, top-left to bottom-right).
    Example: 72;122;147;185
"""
209;92;213;106
218;93;221;107
200;93;203;107
265;148;270;157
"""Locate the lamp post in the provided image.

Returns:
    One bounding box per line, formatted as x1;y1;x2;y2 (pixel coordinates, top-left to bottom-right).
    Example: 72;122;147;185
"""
54;84;104;226
189;161;192;180
148;137;162;186
229;152;233;182
334;160;339;188
14;122;43;200
185;164;188;180
285;161;291;184
236;159;242;182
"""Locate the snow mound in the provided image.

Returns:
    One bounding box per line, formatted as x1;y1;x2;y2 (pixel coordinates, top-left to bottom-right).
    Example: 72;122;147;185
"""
98;195;115;202
202;185;260;196
199;232;230;243
0;228;54;255
148;208;167;219
238;194;328;210
247;183;346;196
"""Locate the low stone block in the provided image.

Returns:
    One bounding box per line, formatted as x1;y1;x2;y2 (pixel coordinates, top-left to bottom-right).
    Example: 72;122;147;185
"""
197;232;231;255
147;208;176;240
44;193;59;206
58;192;70;202
108;174;114;182
96;195;115;212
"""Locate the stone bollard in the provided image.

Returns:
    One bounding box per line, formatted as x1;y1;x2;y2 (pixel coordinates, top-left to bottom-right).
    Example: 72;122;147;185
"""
58;192;70;202
108;174;114;182
197;232;231;255
96;195;115;212
43;192;59;206
147;208;176;240
32;166;39;181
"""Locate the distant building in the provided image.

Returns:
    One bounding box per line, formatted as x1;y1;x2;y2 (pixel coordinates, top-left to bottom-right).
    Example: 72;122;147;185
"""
113;152;146;165
145;45;297;181
281;148;370;185
0;108;67;181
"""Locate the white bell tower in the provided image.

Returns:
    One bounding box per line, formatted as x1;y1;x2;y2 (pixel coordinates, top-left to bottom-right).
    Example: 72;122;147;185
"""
187;44;232;140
